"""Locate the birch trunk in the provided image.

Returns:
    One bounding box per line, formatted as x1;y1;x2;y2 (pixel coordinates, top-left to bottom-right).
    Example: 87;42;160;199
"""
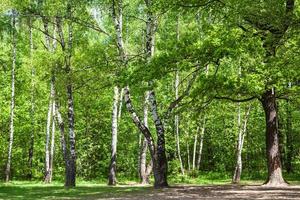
124;87;156;161
108;86;119;185
44;78;54;183
5;10;17;182
109;0;127;185
49;100;56;183
197;117;206;170
145;0;168;188
124;87;168;188
175;70;184;175
192;131;198;170
140;91;152;184
174;16;184;175
232;105;251;184
53;5;77;187
148;90;168;188
55;101;68;172
118;88;124;119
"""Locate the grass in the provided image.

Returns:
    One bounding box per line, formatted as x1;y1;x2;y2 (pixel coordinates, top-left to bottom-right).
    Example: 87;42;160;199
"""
1;174;300;200
0;181;152;200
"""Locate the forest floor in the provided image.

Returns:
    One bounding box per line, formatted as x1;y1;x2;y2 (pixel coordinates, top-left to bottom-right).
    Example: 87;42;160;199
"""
1;181;300;200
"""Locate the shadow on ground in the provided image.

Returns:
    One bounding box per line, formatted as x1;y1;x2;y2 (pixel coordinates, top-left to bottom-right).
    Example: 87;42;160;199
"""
1;184;300;200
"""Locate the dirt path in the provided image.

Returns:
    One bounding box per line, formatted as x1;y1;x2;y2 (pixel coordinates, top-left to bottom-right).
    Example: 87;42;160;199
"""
109;185;300;200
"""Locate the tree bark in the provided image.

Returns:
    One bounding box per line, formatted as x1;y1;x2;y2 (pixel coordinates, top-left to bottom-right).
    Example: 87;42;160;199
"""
148;90;168;188
109;0;127;185
192;130;198;170
140;91;152;184
44;79;54;183
49;100;56;183
124;87;168;188
197;120;205;170
5;10;17;182
60;5;77;186
55;101;68;175
232;104;251;184
175;70;184;175
261;89;287;186
124;87;156;160
108;86;119;185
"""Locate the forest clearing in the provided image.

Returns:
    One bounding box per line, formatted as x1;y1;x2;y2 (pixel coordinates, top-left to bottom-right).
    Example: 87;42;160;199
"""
2;181;300;199
0;0;300;199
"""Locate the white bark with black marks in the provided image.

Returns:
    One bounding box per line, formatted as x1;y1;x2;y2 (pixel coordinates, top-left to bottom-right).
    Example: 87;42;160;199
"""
49;101;56;183
192;130;198;170
232;104;251;184
44;78;55;183
5;10;17;182
175;70;184;175
197;118;205;170
140;91;152;184
108;86;119;185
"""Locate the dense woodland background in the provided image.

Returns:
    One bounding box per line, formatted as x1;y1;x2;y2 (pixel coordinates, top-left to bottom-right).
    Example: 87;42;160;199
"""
0;0;299;188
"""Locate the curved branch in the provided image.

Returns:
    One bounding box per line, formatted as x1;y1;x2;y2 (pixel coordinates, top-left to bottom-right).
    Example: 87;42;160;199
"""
214;95;257;102
124;87;156;158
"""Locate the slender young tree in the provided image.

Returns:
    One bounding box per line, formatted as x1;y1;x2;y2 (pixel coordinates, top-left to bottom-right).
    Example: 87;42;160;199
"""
5;9;17;182
44;78;54;183
174;16;184;176
175;70;184;175
49;99;56;183
232;105;251;183
197;118;206;170
108;0;127;186
192;128;198;170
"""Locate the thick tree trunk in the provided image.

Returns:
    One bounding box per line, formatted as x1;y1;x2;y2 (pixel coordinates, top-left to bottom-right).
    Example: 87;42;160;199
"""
148;90;168;188
232;105;251;184
261;89;287;186
65;81;76;187
108;86;119;185
5;11;17;182
64;9;76;187
28;17;35;180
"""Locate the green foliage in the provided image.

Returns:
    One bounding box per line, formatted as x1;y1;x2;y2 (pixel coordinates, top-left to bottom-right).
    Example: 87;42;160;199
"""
0;0;299;187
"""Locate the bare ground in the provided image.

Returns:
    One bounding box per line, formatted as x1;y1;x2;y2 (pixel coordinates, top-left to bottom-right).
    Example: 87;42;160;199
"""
108;185;300;200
